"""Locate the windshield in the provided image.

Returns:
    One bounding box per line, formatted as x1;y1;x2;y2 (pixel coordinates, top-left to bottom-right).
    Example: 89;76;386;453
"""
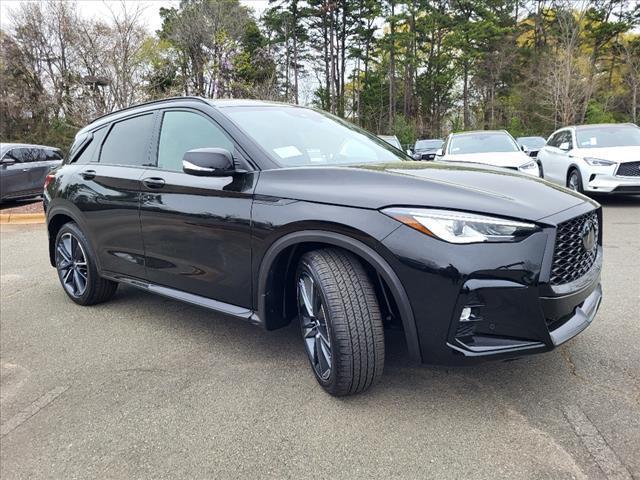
449;133;519;154
517;137;546;149
223;106;406;166
415;139;443;150
575;125;640;149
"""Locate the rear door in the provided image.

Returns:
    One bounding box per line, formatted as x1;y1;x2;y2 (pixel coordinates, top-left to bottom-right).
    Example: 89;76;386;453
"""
0;148;32;199
139;108;257;308
71;113;156;279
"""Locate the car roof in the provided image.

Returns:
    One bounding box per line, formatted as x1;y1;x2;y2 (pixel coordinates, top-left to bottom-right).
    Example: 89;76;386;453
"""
573;123;637;130
78;96;301;136
1;143;61;150
557;123;637;131
450;130;509;136
1;143;62;155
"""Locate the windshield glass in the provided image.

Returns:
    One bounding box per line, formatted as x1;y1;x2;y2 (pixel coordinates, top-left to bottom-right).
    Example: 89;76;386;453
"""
449;132;519;154
415;139;443;150
223;106;406;166
517;137;546;149
575;125;640;148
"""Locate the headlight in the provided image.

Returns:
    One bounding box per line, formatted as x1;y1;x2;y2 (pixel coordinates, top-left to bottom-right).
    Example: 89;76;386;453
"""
382;208;538;244
518;160;540;176
583;157;615;166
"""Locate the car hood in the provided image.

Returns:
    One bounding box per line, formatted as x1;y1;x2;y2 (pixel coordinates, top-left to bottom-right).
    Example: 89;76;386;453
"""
571;146;640;162
443;151;531;167
255;161;594;222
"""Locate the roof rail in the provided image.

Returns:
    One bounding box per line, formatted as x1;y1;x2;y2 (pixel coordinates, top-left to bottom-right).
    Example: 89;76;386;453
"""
90;96;210;124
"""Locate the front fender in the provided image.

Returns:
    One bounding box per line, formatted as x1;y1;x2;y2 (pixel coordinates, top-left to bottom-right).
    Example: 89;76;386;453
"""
255;228;422;362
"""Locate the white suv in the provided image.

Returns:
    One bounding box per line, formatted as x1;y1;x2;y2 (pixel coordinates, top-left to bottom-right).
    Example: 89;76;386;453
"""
537;123;640;195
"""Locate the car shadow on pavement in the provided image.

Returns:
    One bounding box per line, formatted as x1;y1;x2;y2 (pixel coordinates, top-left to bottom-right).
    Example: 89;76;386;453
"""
105;283;569;404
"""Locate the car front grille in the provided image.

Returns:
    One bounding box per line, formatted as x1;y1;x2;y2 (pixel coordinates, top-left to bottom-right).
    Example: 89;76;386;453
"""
616;161;640;177
550;210;599;286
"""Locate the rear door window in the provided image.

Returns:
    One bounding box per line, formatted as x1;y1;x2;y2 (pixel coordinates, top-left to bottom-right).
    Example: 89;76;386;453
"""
100;114;155;167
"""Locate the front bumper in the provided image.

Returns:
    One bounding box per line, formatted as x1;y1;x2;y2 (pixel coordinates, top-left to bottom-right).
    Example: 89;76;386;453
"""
584;173;640;194
380;202;602;365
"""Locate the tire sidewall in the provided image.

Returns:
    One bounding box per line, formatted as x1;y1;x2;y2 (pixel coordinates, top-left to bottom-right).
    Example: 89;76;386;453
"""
296;260;338;390
568;169;583;193
55;223;99;305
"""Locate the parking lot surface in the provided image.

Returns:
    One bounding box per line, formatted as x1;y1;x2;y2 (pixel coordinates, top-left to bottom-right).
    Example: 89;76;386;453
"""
1;197;639;479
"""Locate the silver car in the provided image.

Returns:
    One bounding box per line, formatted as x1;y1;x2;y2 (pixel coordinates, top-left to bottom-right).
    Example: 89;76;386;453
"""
0;143;63;202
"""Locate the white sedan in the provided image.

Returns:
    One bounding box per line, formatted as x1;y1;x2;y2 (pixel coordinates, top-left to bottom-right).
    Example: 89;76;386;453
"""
437;130;540;177
537;123;640;195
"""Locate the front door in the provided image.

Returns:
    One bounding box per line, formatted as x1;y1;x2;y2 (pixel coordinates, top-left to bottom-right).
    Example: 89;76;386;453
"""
139;108;256;308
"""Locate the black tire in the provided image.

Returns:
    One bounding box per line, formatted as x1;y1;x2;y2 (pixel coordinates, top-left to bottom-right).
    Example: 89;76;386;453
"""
296;248;384;396
537;160;544;178
54;222;117;305
567;168;584;193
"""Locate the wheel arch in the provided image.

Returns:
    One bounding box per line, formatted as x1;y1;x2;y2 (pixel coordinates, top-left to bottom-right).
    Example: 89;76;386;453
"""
256;230;422;362
566;163;582;184
46;205;94;268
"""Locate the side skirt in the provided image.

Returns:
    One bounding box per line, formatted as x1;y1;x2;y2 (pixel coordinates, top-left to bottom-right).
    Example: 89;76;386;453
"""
102;272;262;325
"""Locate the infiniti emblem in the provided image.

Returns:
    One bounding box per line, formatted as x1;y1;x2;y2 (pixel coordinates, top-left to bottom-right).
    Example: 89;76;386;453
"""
581;219;597;252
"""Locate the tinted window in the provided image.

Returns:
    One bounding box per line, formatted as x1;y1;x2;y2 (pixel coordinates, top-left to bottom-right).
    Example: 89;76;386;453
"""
73;128;107;164
4;148;24;162
575;125;640;148
100;114;154;166
224;106;406;167
157;111;234;171
556;130;573;149
11;148;42;162
44;149;63;161
547;132;563;148
448;133;519;154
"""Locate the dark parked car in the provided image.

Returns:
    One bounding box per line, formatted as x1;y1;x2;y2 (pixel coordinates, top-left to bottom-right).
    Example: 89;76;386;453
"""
412;138;443;160
516;136;547;158
1;143;63;202
44;97;603;396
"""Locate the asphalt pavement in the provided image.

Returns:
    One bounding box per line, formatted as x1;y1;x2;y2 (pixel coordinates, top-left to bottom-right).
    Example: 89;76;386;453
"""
1;196;639;479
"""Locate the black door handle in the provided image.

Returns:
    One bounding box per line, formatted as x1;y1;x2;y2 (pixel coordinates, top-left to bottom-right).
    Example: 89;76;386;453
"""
142;177;165;189
81;169;96;180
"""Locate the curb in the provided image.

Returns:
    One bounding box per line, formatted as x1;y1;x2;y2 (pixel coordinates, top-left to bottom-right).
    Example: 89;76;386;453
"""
0;213;46;224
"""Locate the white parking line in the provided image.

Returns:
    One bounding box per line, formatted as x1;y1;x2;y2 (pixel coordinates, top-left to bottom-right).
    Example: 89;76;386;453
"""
563;404;632;480
0;386;69;437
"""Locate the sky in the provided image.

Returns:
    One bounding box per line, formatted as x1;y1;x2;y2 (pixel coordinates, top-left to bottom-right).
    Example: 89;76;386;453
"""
0;0;270;31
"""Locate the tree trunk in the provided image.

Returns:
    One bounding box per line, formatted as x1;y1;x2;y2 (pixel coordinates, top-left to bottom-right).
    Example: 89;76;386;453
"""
388;0;396;132
463;63;470;129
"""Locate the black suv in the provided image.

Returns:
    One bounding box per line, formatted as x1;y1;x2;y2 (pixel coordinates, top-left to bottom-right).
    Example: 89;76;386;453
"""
45;97;603;396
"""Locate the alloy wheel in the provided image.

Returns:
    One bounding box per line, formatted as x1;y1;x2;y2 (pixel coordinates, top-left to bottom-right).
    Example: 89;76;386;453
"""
298;271;332;380
568;172;580;191
56;232;88;297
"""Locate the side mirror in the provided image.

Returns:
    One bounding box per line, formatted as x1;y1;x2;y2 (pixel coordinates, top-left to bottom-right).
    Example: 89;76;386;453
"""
1;156;16;165
520;144;528;152
182;148;234;177
435;148;443;157
558;142;570;151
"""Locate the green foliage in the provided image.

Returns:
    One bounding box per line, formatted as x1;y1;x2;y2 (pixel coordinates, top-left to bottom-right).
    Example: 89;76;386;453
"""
585;100;617;124
391;114;417;147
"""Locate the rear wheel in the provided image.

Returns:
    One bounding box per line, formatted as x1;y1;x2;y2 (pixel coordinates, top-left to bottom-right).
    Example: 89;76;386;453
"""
567;168;583;193
296;248;384;396
55;222;117;305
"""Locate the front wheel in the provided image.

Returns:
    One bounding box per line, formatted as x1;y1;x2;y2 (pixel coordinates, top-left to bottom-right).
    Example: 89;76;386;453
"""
297;248;385;396
567;169;584;193
55;222;117;305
